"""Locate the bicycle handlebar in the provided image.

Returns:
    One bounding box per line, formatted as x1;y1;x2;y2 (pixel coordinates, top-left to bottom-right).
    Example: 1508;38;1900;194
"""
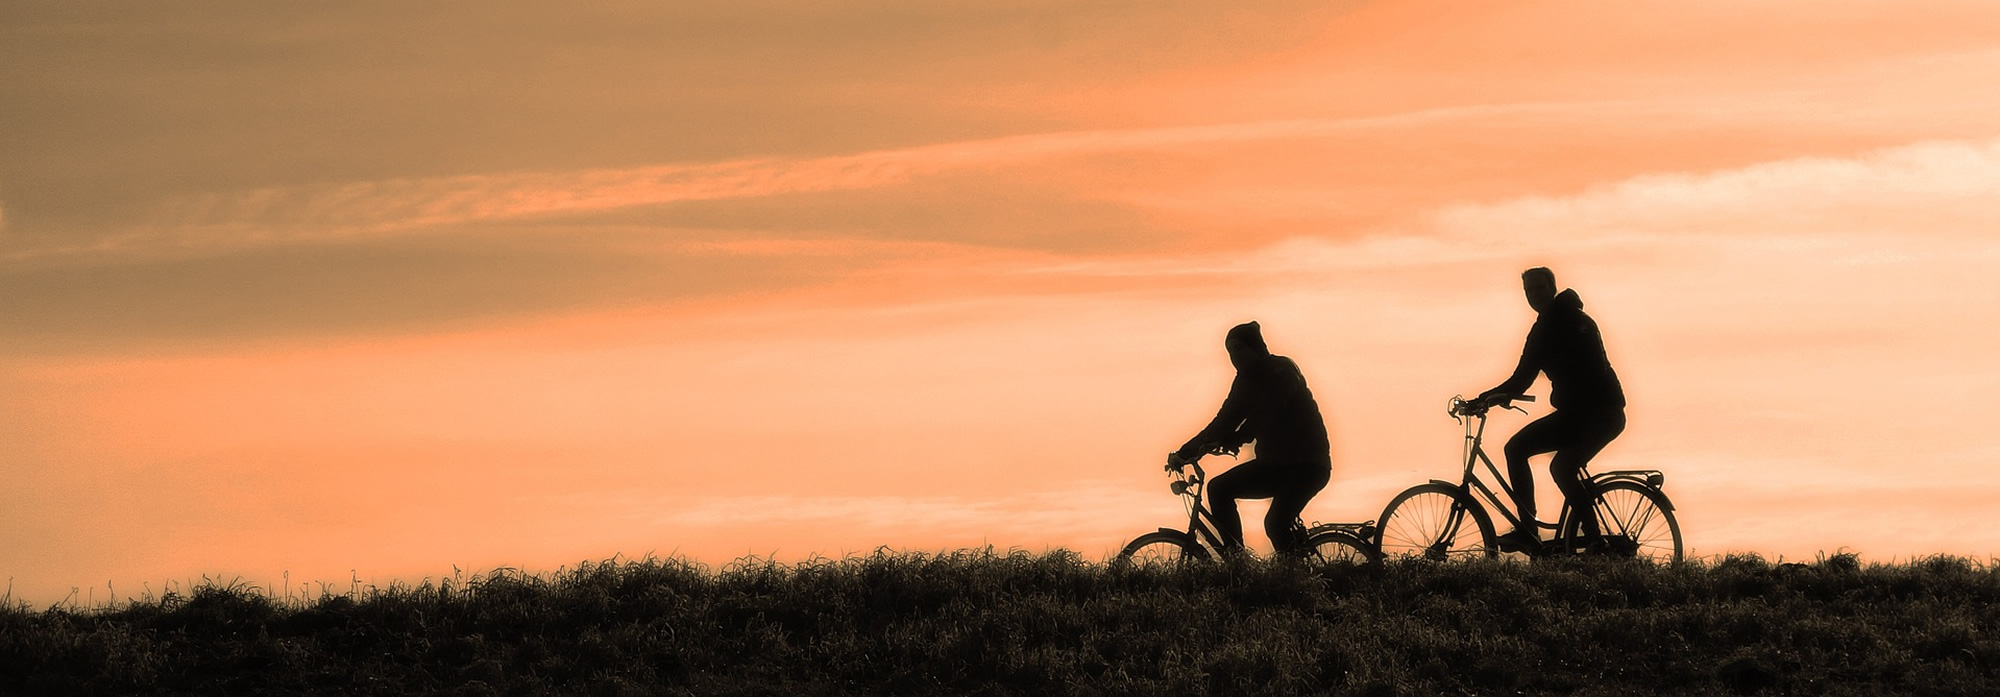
1163;441;1239;471
1450;393;1536;418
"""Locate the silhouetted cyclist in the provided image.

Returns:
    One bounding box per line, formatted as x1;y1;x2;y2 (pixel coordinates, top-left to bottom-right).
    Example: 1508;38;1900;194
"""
1473;267;1626;552
1172;321;1332;556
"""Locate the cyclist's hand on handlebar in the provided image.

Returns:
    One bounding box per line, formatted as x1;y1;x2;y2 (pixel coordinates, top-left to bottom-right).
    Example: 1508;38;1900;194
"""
1452;392;1504;416
1469;391;1536;412
1168;440;1242;470
1194;441;1240;457
1450;393;1490;415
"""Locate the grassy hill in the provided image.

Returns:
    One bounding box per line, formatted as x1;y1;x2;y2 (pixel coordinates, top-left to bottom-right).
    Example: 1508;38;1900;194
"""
3;549;1997;694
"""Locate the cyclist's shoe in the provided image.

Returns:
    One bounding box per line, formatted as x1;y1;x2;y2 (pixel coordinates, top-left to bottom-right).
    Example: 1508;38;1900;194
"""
1579;534;1639;558
1495;529;1540;554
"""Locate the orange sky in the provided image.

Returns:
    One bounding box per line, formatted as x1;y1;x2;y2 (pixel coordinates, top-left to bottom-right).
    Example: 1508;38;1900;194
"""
5;1;2000;605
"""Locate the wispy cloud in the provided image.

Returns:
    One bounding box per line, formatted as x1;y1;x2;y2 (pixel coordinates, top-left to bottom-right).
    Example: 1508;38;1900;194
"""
45;100;1991;265
1019;136;2000;281
35;101;1635;255
1429;137;2000;242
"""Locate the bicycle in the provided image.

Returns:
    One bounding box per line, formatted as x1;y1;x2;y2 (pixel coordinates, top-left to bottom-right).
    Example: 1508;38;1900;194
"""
1374;394;1683;563
1117;443;1381;565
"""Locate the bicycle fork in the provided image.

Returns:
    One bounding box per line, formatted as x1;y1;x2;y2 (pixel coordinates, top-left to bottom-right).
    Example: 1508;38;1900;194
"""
1429;501;1472;561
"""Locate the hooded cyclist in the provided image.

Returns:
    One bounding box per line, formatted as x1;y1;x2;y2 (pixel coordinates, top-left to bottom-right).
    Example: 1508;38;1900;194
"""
1473;267;1627;552
1171;321;1332;556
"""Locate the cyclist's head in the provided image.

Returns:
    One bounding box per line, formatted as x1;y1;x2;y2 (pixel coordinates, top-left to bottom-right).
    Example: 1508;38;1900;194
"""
1225;321;1268;370
1522;267;1558;312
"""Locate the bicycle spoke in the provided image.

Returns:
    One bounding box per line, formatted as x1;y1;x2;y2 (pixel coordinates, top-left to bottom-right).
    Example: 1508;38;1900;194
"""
1422;496;1444;547
1380;485;1490;561
1578;483;1679;563
1628;501;1657;536
1387;509;1427;549
1425;499;1449;549
1629;502;1669;554
1604;490;1640;534
1622;495;1656;542
1389;497;1434;548
1601;495;1633;537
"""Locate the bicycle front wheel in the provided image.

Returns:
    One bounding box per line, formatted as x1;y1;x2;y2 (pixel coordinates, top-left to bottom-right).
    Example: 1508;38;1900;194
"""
1562;482;1682;563
1117;530;1209;564
1305;530;1380;565
1377;483;1496;562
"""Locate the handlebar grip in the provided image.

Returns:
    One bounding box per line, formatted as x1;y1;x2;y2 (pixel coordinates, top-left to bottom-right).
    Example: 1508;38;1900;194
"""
1515;395;1536;403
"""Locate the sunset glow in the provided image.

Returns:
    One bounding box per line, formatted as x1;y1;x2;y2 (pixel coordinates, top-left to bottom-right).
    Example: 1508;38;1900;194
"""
5;1;2000;605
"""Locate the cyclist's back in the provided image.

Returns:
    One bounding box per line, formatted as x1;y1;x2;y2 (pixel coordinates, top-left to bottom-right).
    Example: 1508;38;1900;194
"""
1494;287;1624;411
1183;356;1330;466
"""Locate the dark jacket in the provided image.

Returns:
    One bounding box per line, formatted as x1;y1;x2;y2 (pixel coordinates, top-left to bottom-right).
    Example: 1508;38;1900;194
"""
1179;354;1332;467
1489;288;1626;410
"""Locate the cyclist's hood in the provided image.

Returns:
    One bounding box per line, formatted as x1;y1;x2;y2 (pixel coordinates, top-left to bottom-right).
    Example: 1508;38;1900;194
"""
1550;288;1584;313
1226;321;1269;372
1226;321;1268;354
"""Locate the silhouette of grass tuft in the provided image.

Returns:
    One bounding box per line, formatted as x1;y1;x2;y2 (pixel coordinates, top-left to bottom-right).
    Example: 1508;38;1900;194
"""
2;549;1998;694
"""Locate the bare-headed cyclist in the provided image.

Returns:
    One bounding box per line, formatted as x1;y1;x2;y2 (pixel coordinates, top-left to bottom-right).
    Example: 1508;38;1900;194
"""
1472;267;1627;552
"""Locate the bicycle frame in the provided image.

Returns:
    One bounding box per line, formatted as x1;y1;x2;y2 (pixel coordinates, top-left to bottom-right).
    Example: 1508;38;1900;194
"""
1447;408;1545;535
1154;461;1230;554
1154;458;1379;555
1372;394;1684;563
1441;401;1675;543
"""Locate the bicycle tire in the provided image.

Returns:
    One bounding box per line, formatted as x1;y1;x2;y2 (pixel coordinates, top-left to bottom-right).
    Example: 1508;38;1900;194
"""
1376;483;1497;562
1116;530;1209;564
1305;530;1380;565
1561;481;1682;563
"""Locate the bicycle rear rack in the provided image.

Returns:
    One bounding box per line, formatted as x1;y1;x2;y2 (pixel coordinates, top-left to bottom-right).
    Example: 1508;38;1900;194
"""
1593;469;1665;488
1309;520;1378;542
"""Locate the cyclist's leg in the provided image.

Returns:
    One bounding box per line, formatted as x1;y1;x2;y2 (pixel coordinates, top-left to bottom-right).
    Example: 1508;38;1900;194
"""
1502;412;1571;529
1550;409;1627;538
1206;459;1267;551
1264;465;1330;555
1208;459;1310;552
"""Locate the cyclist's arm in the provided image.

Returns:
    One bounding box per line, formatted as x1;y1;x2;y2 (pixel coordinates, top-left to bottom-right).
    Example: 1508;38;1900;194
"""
1485;318;1547;399
1178;373;1249;461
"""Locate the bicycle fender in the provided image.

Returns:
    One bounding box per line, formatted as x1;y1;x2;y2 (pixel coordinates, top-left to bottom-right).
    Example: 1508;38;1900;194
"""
1426;479;1469;494
1646;488;1677;512
1155;527;1193;538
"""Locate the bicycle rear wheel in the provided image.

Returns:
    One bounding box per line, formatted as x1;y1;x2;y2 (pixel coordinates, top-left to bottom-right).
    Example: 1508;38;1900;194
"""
1562;481;1682;563
1376;483;1496;562
1305;530;1380;565
1117;530;1209;564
